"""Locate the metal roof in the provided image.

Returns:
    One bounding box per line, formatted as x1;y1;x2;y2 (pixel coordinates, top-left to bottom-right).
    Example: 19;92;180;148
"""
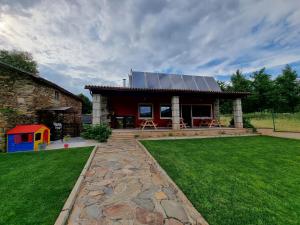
85;85;249;98
130;71;222;92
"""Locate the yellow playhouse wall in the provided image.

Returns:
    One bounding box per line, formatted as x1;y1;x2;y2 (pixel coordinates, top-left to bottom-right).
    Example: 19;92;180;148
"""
34;127;50;151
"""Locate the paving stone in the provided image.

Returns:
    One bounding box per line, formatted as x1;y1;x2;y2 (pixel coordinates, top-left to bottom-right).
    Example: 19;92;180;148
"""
164;218;184;225
67;141;207;225
103;186;113;195
103;203;134;220
162;187;177;200
155;191;168;200
137;187;159;199
84;204;102;219
135;207;164;225
161;200;189;223
132;197;155;211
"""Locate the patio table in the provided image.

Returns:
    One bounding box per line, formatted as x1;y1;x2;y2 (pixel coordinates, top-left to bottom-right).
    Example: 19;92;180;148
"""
140;119;157;130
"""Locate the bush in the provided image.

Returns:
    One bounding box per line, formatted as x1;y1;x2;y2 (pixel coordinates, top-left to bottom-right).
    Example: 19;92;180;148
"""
81;124;111;142
229;117;256;132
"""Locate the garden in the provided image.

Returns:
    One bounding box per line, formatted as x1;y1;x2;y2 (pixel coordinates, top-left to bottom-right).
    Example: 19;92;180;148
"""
0;146;93;225
142;136;300;225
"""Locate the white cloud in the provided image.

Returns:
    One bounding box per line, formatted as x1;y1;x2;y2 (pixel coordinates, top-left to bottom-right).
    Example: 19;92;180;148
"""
0;0;300;93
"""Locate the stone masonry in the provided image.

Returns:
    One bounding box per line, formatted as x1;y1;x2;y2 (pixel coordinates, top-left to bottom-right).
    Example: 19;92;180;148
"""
171;96;180;130
67;139;208;225
0;64;82;142
233;98;243;128
213;98;220;120
92;94;109;125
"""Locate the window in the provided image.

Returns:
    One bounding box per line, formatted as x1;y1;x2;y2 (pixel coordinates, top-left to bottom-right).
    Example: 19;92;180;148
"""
54;90;60;100
160;105;172;118
139;104;153;118
35;133;41;141
21;134;29;142
192;105;211;118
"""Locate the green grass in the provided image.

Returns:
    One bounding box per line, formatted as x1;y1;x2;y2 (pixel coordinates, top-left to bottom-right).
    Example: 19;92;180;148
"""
0;147;94;225
220;112;300;132
141;136;300;225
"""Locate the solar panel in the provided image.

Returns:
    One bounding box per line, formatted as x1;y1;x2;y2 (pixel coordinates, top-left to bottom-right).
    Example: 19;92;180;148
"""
131;71;221;92
145;72;160;89
182;75;197;90
132;71;146;88
194;76;209;91
205;77;221;91
170;75;185;89
158;73;173;89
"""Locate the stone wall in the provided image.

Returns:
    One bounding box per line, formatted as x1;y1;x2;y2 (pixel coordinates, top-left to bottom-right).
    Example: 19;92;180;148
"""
0;66;82;147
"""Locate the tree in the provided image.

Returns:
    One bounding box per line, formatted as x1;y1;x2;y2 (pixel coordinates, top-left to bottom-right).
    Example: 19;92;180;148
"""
274;65;300;112
230;69;251;92
230;70;252;112
0;49;38;74
249;68;275;111
78;93;92;114
217;80;232;114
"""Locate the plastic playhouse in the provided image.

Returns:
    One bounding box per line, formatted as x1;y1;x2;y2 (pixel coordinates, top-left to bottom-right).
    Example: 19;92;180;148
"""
6;124;50;152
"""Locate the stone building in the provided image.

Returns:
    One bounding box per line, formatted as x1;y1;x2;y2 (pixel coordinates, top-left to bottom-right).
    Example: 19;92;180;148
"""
0;61;82;151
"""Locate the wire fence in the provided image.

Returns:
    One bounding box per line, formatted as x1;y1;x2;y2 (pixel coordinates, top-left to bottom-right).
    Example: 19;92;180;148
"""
220;112;300;133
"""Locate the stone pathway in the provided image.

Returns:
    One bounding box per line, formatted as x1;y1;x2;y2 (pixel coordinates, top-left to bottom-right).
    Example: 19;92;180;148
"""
67;139;207;225
258;128;300;140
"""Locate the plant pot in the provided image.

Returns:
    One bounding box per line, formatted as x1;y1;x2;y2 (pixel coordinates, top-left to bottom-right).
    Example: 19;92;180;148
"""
64;143;69;149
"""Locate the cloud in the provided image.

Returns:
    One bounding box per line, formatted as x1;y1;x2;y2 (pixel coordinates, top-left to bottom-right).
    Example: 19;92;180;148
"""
0;0;300;94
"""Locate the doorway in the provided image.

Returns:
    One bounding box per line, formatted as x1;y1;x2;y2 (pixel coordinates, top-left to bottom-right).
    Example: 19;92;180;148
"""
181;105;192;127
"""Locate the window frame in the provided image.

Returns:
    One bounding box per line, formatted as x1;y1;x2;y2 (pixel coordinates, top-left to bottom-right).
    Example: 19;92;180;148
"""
54;90;60;100
138;103;153;119
160;104;172;119
35;133;41;141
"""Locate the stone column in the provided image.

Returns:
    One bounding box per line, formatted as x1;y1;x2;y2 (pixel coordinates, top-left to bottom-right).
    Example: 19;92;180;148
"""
213;98;220;120
172;96;180;130
92;94;109;125
92;94;101;124
233;98;243;128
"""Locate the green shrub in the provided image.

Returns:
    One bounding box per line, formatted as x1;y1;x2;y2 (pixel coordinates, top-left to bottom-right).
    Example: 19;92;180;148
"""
81;124;112;142
229;117;256;131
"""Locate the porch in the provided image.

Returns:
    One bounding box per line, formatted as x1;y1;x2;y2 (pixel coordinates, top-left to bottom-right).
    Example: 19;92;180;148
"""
88;87;246;130
110;127;252;140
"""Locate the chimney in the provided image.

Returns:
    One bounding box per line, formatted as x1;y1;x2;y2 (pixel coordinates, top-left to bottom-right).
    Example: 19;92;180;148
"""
123;79;126;87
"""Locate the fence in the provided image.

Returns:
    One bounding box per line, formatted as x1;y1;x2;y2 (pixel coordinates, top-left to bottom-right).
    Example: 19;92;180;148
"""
220;112;300;133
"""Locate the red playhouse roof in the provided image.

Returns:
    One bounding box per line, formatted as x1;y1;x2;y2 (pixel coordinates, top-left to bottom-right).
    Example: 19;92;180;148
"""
7;124;47;134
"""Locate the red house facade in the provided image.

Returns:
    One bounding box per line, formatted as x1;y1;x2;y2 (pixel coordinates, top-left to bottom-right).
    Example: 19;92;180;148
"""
86;71;248;130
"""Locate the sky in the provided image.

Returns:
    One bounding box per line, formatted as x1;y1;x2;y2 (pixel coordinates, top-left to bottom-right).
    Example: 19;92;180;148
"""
1;0;300;96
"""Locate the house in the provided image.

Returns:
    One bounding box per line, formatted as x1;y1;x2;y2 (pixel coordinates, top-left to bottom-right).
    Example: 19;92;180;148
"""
86;70;248;129
0;61;82;151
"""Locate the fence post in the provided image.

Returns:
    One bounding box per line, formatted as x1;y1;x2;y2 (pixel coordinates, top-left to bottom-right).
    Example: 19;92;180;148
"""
272;110;276;132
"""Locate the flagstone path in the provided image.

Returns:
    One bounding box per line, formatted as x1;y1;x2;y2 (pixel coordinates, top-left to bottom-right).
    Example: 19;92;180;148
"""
67;139;208;225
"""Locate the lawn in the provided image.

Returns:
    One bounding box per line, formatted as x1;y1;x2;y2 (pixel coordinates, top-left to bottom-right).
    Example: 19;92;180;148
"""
141;136;300;225
0;146;94;225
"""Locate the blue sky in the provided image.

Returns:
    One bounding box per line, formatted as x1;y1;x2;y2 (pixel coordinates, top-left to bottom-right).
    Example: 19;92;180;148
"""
1;0;300;96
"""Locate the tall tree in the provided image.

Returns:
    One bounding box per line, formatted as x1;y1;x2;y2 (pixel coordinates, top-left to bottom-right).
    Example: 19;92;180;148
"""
230;69;251;92
230;70;252;112
274;65;300;112
249;68;275;111
0;49;38;74
78;93;92;114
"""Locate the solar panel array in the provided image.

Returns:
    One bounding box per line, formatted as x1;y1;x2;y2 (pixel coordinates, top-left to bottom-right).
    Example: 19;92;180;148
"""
131;71;221;92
